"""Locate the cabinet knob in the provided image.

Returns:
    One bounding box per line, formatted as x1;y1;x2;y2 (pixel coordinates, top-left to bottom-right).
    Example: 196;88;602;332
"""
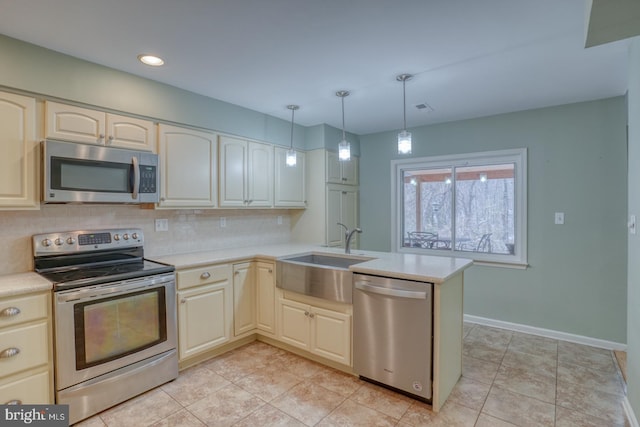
108;135;115;142
304;311;309;317
5;400;21;405
342;177;347;181
309;312;315;319
180;299;186;304
98;134;105;142
234;271;240;276
0;347;20;359
200;272;211;279
268;269;273;273
0;307;20;318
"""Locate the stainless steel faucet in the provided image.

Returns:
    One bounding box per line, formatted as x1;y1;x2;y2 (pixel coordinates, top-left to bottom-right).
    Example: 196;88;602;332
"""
337;223;362;254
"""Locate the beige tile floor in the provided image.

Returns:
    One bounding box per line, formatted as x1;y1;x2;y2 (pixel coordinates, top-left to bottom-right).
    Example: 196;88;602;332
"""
75;323;630;427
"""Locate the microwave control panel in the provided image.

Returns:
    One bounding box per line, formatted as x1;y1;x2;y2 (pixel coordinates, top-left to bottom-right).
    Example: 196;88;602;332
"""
139;165;157;193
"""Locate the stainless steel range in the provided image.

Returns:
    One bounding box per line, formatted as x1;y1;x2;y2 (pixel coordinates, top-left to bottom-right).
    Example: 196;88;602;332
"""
33;228;178;425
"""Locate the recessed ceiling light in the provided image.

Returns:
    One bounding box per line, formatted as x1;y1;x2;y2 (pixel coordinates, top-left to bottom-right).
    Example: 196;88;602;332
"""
137;54;164;66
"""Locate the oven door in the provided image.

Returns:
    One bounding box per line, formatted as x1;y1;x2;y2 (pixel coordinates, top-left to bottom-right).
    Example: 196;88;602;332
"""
54;273;176;390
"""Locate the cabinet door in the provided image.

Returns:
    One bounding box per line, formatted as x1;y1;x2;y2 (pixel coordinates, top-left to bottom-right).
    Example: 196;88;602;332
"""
342;188;359;249
341;157;359;186
256;262;275;335
178;281;232;360
0;91;38;209
326;151;342;184
158;124;217;208
247;142;273;207
219;136;247;207
45;101;105;145
106;113;156;152
326;186;343;247
0;370;51;404
277;298;310;350
310;306;351;366
233;262;256;336
274;147;306;207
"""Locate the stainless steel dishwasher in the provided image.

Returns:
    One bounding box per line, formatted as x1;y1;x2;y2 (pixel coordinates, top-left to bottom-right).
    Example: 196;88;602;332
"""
353;273;433;401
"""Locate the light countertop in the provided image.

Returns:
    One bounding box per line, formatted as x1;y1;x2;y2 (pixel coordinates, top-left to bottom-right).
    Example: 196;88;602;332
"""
0;244;472;298
154;244;473;284
0;272;54;298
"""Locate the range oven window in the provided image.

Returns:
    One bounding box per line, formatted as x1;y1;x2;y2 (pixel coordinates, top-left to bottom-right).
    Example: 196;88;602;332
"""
74;287;167;369
52;157;132;193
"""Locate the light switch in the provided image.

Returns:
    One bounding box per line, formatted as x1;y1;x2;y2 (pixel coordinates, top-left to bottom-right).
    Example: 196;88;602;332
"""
554;212;564;225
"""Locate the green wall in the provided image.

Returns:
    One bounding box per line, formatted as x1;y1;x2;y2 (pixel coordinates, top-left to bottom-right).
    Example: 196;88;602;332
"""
0;34;304;148
627;37;640;418
359;97;628;343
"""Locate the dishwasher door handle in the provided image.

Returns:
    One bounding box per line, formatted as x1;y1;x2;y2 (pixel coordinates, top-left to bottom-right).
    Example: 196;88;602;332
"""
355;281;427;299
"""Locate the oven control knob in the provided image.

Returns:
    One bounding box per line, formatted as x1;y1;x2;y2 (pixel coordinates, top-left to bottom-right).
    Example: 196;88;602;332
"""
131;232;138;240
123;234;129;240
66;237;76;245
113;234;120;241
42;239;52;247
54;238;63;246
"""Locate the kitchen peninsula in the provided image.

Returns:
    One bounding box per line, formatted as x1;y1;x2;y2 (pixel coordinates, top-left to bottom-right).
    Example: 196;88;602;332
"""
153;244;472;412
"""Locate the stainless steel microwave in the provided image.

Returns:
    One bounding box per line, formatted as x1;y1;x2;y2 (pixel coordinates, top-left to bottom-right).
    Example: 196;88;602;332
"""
43;140;160;204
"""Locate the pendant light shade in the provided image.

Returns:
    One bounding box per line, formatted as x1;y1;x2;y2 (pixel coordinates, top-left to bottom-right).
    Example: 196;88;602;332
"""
397;74;413;155
286;105;299;167
336;90;351;161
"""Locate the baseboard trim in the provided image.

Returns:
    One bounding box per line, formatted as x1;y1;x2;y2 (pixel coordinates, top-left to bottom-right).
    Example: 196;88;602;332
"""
624;396;640;427
464;314;627;351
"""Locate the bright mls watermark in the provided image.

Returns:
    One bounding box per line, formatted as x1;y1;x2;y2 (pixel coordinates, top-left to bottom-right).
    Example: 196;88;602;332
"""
1;405;68;426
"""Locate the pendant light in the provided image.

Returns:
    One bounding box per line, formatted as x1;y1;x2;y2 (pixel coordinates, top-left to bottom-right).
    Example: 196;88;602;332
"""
397;74;413;155
336;90;351;161
286;105;299;167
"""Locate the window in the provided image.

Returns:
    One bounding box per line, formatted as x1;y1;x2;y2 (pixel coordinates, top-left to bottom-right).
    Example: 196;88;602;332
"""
392;149;527;267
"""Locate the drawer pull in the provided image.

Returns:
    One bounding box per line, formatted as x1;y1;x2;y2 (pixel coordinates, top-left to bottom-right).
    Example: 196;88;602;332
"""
0;347;20;358
0;307;20;317
200;272;211;280
5;400;21;405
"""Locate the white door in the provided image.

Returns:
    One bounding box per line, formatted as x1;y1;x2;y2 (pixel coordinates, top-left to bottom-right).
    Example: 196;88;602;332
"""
256;262;275;334
0;92;38;209
219;136;247;207
274;147;306;207
233;262;256;336
157;124;217;208
247;142;273;206
45;101;105;145
105;114;156;152
310;306;351;365
278;298;310;350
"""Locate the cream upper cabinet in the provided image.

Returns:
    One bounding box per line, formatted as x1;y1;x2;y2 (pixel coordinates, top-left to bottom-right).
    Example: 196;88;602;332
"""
326;184;359;248
274;147;306;207
0;91;39;210
233;262;257;336
157;124;218;208
326;151;358;185
219;136;273;207
45;101;155;151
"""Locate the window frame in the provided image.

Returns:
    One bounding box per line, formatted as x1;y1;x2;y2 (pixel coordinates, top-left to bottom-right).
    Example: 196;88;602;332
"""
391;148;528;268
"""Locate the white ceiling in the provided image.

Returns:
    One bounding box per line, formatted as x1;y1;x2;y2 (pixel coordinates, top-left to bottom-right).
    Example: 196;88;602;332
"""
0;0;630;135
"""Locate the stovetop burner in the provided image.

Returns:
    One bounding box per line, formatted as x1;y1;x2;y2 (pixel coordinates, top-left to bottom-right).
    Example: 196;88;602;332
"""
33;228;174;291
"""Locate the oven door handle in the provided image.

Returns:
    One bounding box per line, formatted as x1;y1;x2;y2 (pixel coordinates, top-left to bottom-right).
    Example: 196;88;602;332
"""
56;276;175;303
131;156;140;200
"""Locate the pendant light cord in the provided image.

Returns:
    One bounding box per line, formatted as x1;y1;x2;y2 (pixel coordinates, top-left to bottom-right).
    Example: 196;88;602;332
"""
403;79;407;131
341;96;346;141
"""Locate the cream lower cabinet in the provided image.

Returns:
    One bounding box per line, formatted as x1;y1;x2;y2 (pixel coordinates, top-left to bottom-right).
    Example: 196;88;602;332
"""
176;264;232;361
0;91;38;210
277;293;351;366
234;260;276;337
255;261;276;335
233;262;256;336
0;292;53;404
157;124;218;208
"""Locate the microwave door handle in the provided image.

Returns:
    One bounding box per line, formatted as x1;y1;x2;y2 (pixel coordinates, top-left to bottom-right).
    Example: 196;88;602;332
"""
131;156;140;200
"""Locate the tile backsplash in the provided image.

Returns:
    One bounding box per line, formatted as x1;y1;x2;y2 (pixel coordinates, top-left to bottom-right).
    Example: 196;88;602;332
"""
0;205;293;275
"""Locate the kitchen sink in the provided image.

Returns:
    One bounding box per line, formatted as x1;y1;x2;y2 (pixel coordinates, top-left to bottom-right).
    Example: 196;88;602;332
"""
276;253;372;303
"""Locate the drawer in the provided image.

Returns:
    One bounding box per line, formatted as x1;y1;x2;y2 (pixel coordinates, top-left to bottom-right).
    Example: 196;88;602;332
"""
177;264;230;290
0;293;48;329
0;321;49;378
0;369;51;404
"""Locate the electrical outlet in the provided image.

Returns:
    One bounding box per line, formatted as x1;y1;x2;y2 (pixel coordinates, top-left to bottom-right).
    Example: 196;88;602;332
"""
554;212;564;225
220;217;226;228
277;215;283;225
155;219;169;232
